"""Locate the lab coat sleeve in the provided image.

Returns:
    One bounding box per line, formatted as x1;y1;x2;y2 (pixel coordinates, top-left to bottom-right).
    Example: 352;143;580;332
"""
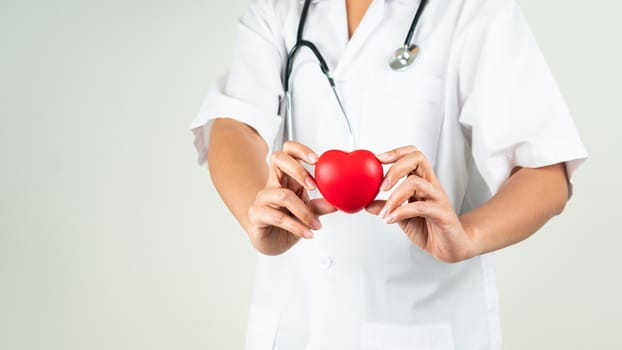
189;0;286;170
456;0;588;195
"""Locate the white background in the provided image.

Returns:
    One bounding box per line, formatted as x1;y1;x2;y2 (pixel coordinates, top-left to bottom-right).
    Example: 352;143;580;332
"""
1;0;621;349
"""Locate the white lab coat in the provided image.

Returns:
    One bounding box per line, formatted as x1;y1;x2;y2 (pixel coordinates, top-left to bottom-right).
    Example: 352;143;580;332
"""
190;0;588;348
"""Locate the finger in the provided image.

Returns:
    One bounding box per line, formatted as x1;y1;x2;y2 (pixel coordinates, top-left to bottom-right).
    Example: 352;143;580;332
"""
268;150;317;190
248;204;315;239
256;188;321;230
282;141;319;164
365;199;387;216
307;198;338;216
375;145;418;164
282;174;306;198
379;175;442;219
385;201;449;225
380;150;437;191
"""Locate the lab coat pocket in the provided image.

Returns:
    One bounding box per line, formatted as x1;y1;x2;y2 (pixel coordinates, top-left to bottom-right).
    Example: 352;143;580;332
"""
359;71;445;165
245;304;280;350
360;322;455;350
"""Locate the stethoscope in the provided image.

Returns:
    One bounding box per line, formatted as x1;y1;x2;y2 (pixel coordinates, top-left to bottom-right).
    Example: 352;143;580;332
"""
282;0;429;150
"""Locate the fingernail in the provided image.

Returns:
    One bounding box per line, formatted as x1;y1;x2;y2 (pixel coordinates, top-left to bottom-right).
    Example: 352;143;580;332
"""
379;207;388;219
303;230;314;239
377;153;389;161
308;153;318;163
305;176;317;190
384;214;395;224
312;218;322;230
380;179;389;191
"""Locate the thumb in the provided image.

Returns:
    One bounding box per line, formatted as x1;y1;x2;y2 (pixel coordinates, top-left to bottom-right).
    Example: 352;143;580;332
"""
365;200;386;216
307;198;338;216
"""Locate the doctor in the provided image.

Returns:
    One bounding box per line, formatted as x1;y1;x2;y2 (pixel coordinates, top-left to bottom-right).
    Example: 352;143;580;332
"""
191;0;587;348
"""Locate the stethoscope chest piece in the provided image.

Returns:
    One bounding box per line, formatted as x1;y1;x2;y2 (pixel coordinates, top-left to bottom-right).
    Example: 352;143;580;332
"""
389;45;420;71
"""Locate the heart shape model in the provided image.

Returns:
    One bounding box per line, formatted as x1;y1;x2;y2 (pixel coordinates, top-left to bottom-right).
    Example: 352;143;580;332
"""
314;149;384;213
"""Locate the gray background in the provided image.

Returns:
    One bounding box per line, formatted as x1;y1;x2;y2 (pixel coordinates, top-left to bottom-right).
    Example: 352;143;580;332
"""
1;0;620;349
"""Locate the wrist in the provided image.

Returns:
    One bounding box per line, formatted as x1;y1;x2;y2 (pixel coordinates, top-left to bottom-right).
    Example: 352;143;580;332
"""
459;216;483;261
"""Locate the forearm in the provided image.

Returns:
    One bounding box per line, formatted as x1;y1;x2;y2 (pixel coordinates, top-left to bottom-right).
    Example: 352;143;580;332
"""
460;163;569;258
207;118;269;231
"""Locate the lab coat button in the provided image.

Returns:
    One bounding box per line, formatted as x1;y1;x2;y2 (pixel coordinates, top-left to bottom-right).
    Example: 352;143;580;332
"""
319;255;333;269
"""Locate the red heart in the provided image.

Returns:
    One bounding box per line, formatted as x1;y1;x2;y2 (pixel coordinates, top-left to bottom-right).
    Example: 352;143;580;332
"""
314;149;384;213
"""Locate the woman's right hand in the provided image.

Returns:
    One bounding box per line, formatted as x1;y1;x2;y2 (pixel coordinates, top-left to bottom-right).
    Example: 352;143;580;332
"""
247;141;337;255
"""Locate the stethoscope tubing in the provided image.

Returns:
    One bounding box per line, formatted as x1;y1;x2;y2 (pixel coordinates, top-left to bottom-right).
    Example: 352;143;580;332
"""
283;0;428;150
403;0;428;48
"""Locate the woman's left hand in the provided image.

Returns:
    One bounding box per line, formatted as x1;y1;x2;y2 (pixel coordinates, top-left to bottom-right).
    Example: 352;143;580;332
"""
367;145;479;263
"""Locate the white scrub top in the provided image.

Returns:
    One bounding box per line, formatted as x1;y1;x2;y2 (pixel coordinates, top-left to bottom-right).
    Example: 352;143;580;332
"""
190;0;588;349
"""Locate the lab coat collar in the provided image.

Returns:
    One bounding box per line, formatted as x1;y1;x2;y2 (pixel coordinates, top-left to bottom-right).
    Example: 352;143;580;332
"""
333;0;386;76
298;0;415;4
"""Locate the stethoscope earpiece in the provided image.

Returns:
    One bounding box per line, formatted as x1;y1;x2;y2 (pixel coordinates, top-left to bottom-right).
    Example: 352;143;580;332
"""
389;45;420;71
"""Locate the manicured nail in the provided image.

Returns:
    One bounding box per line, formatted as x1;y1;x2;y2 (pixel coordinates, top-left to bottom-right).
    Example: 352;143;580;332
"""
312;218;322;230
380;179;390;191
303;230;314;239
379;207;388;219
305;176;317;190
377;153;389;161
384;214;395;224
308;153;318;163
